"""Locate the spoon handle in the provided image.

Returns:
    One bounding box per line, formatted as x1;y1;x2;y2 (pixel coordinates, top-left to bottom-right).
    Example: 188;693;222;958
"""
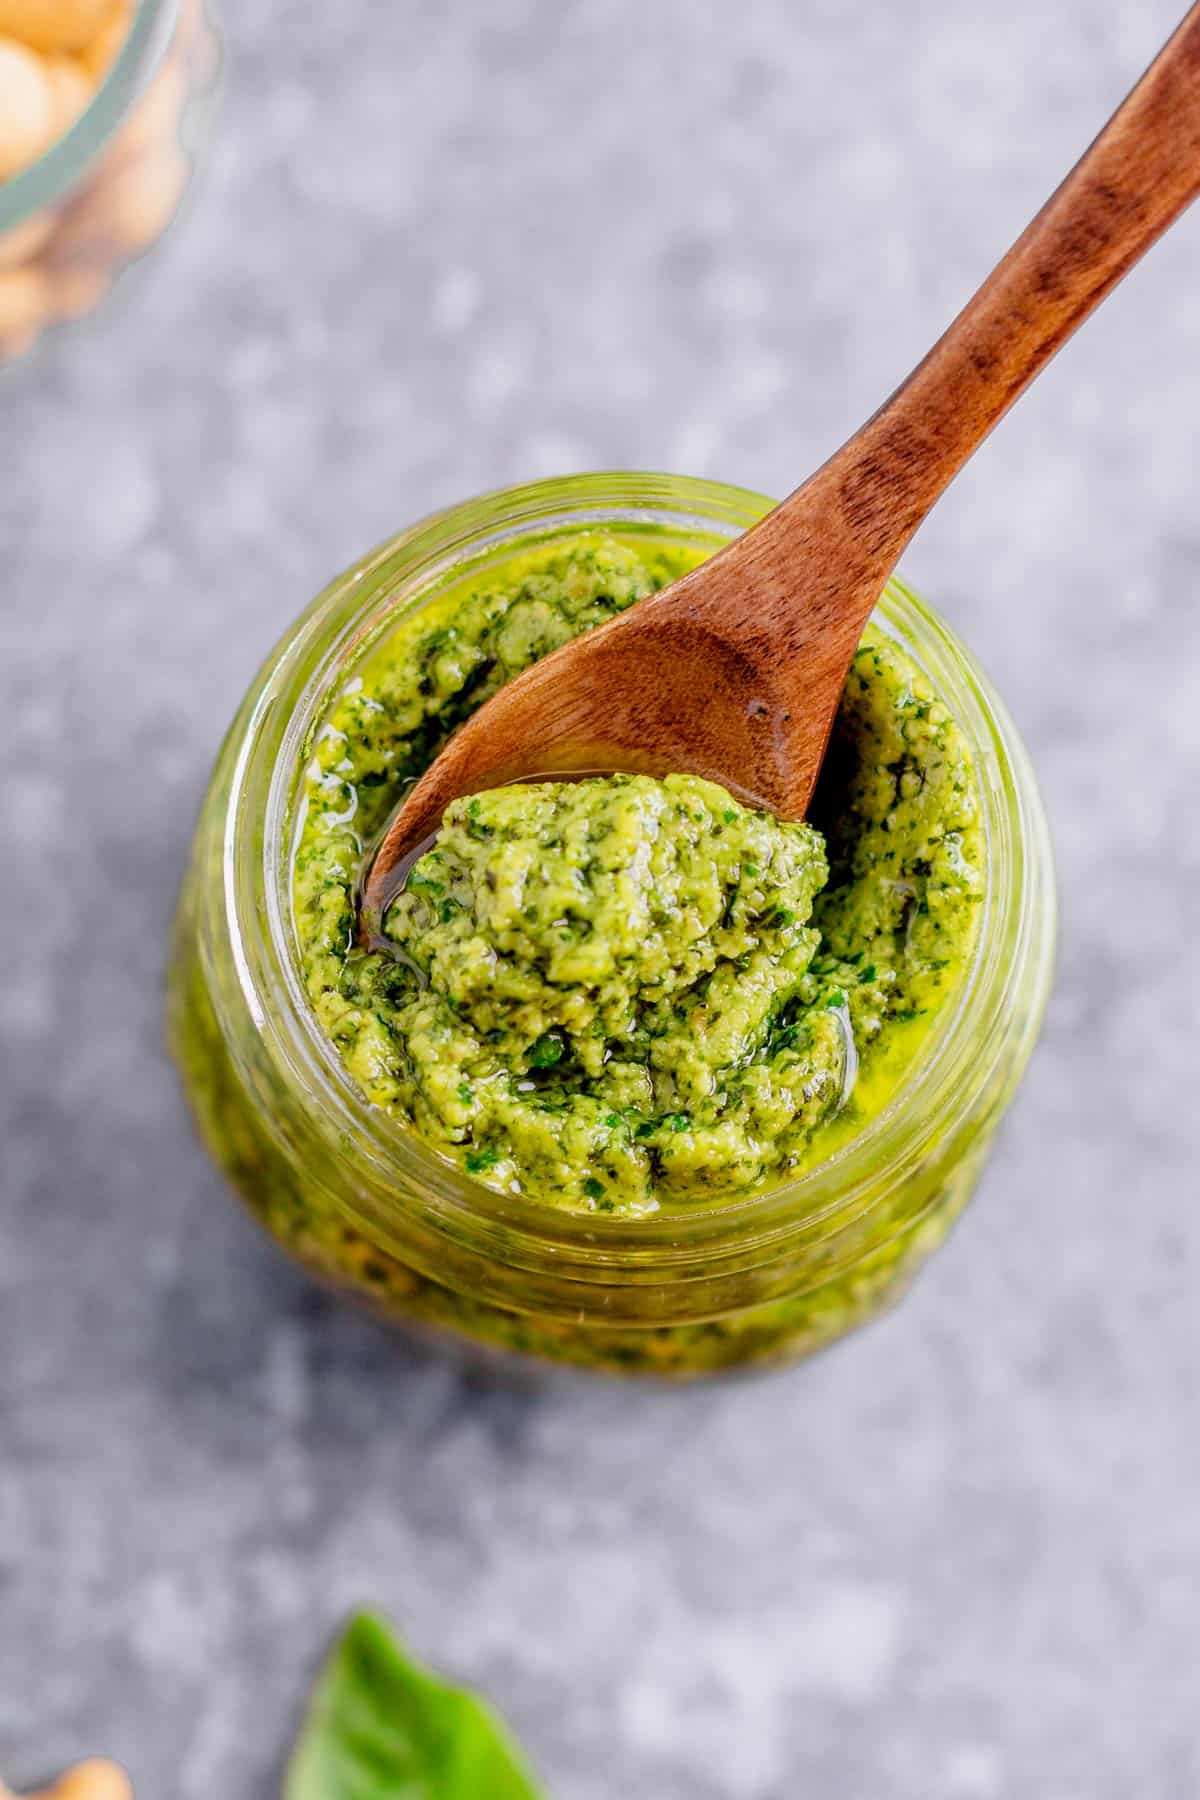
776;1;1200;570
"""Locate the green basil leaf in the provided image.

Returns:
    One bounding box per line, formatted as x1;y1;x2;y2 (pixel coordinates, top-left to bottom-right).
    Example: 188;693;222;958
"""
285;1612;546;1800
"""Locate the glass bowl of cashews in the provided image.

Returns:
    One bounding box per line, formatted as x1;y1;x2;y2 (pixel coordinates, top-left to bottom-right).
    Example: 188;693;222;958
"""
0;0;220;363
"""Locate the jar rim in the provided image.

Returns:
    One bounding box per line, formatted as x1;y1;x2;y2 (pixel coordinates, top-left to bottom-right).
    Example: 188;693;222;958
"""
224;471;1055;1272
0;0;177;232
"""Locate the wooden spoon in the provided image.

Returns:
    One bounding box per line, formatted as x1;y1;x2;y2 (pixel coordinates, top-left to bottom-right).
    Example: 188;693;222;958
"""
365;3;1200;920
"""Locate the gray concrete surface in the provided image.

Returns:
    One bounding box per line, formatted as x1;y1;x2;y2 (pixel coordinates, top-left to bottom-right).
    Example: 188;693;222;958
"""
4;2;1200;1795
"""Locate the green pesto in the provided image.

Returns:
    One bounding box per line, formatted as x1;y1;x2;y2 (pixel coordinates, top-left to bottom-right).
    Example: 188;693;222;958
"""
293;532;983;1216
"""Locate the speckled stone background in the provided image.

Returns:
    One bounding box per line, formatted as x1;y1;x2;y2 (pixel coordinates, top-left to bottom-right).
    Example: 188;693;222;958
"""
4;2;1200;1795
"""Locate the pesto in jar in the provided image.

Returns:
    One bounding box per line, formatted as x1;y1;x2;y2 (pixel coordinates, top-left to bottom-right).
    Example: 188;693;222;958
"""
293;533;983;1216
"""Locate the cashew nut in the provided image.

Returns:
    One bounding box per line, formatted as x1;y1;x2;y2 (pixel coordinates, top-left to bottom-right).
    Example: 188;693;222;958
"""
1;1759;133;1800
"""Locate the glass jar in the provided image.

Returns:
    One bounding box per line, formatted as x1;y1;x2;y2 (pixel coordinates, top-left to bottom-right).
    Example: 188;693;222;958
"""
0;0;220;363
167;473;1056;1378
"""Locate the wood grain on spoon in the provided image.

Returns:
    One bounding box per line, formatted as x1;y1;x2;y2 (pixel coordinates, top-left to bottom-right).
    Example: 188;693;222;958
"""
365;2;1200;922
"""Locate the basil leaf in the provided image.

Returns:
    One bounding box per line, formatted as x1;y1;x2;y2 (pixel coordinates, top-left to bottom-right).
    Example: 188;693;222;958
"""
285;1612;546;1800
